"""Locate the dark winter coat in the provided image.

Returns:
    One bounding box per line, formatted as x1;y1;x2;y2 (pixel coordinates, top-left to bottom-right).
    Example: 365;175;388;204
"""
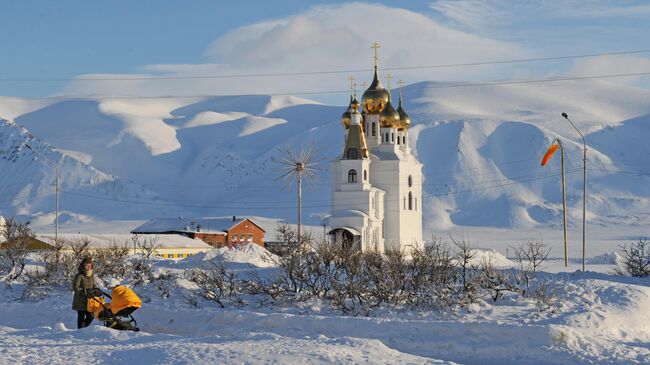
72;269;95;311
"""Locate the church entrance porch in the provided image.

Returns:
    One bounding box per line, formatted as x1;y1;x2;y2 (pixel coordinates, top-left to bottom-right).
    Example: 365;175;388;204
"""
328;227;361;251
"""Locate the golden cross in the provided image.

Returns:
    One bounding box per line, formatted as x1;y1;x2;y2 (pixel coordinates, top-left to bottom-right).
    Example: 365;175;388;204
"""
386;73;392;90
347;76;355;96
353;82;358;96
398;80;404;98
371;42;381;67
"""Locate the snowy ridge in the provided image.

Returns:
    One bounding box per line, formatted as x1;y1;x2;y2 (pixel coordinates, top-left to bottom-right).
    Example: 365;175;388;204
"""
0;118;172;224
1;80;650;232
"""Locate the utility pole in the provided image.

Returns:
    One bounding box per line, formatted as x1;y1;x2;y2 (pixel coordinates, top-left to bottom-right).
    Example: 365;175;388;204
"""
561;113;587;271
25;144;59;244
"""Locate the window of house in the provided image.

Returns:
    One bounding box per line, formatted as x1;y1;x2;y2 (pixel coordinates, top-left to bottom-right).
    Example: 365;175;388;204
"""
248;234;253;241
346;148;358;159
348;169;357;183
231;234;237;241
178;253;184;258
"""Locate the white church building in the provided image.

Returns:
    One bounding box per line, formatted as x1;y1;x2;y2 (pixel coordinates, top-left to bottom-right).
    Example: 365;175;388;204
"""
327;48;423;255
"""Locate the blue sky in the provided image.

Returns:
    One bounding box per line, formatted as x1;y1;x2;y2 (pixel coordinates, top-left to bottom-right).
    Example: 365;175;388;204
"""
2;1;650;102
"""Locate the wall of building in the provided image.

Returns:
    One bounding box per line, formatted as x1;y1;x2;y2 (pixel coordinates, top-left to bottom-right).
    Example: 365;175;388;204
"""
192;232;226;248
226;219;265;247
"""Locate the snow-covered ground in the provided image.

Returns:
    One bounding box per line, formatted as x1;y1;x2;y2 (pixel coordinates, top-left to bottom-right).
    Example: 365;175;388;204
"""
1;243;649;364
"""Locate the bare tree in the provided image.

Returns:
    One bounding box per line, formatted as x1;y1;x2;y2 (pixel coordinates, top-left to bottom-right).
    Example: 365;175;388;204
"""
510;240;551;297
615;239;650;277
450;235;480;302
0;218;34;282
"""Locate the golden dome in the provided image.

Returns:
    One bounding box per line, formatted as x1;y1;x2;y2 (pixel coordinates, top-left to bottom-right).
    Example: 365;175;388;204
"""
397;94;411;130
351;96;360;111
378;96;400;128
362;67;389;114
341;95;353;129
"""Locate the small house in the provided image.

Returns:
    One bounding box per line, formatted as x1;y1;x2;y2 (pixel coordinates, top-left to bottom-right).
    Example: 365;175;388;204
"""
131;216;266;249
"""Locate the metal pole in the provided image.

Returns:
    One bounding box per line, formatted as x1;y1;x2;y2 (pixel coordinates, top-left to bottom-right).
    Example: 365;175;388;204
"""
297;169;302;242
582;140;587;271
558;139;568;267
55;167;59;245
25;144;60;243
561;113;587;271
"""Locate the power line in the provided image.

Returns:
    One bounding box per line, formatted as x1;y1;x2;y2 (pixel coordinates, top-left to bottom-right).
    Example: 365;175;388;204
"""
2;48;650;82
59;169;582;211
3;70;650;101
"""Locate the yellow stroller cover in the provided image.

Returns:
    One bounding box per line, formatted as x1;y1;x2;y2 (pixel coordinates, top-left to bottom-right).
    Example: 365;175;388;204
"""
110;285;142;315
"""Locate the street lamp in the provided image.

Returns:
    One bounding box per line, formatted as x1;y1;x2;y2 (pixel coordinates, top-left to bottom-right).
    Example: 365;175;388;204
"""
25;144;60;244
561;112;587;271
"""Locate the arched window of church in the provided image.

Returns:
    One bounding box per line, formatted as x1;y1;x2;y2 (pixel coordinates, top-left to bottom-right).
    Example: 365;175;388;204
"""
403;196;406;210
346;148;358;159
348;169;357;183
408;175;413;187
372;123;376;136
397;136;401;145
415;197;417;211
408;191;413;210
403;136;406;144
364;169;368;181
391;133;394;143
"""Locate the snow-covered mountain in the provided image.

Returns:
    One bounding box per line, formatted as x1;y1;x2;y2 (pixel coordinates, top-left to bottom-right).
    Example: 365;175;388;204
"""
1;80;650;233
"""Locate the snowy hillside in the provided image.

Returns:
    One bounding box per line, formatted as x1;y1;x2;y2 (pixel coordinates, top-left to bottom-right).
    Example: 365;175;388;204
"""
0;119;175;225
1;79;650;232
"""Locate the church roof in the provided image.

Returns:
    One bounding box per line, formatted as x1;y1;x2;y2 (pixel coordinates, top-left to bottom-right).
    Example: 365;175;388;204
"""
342;102;369;160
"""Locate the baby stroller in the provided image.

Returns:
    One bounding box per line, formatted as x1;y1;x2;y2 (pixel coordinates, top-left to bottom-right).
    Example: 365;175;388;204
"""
84;285;142;331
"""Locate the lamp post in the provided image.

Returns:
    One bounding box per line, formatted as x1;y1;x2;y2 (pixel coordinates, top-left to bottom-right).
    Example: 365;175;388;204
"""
561;113;587;271
25;144;60;244
557;139;568;267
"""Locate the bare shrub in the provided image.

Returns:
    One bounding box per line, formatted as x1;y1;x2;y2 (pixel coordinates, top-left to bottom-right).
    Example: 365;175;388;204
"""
130;235;160;286
511;240;551;296
184;262;242;308
615;239;650;277
92;240;130;279
152;271;178;299
450;235;481;304
533;279;560;313
479;258;518;302
264;225;315;295
0;218;34;283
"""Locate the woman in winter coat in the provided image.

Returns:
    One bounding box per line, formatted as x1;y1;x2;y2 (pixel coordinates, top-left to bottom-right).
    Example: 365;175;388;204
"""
72;257;96;329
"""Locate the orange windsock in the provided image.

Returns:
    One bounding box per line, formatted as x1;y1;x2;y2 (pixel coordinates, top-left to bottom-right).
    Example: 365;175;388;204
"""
541;143;560;166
